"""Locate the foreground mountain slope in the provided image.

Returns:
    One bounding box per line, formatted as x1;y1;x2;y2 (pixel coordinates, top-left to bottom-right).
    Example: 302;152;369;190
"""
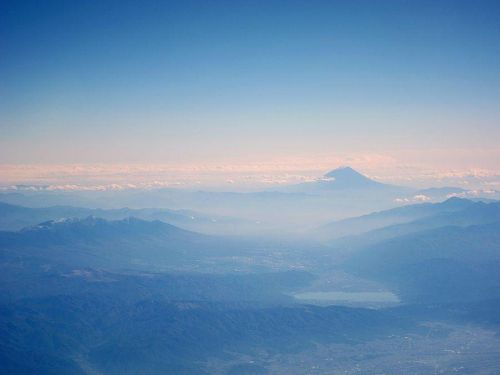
0;294;412;375
343;221;500;303
3;291;500;375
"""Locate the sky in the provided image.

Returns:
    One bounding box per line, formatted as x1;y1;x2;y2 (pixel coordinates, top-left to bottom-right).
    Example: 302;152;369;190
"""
1;0;500;188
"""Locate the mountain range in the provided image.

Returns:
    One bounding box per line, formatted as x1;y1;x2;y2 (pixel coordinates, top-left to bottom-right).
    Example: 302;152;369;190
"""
317;196;490;240
343;221;500;303
0;167;416;231
308;198;500;304
0;216;225;272
2;167;497;233
1;193;500;373
0;201;250;235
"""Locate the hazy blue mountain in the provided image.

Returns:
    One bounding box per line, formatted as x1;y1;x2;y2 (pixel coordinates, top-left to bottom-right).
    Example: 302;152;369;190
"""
0;168;415;232
0;215;331;276
352;200;500;245
279;166;407;194
324;199;500;250
0;215;317;305
343;221;500;303
0;216;230;272
323;167;387;189
318;197;477;240
0;201;251;235
0;190;326;233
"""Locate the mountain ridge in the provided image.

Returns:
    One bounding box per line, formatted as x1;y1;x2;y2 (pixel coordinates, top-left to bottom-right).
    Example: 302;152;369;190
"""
317;197;481;240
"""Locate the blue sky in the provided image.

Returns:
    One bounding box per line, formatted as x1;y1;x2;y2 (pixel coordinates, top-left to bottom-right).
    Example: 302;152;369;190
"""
1;0;500;174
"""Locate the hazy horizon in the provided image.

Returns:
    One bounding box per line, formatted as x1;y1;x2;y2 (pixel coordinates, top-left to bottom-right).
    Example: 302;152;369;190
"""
1;160;499;192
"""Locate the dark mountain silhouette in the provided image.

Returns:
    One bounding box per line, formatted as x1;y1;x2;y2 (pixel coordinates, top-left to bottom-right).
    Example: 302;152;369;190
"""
280;166;407;194
322;166;385;189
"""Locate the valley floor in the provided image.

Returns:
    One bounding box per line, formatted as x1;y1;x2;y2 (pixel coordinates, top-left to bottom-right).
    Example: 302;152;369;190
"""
205;323;500;375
